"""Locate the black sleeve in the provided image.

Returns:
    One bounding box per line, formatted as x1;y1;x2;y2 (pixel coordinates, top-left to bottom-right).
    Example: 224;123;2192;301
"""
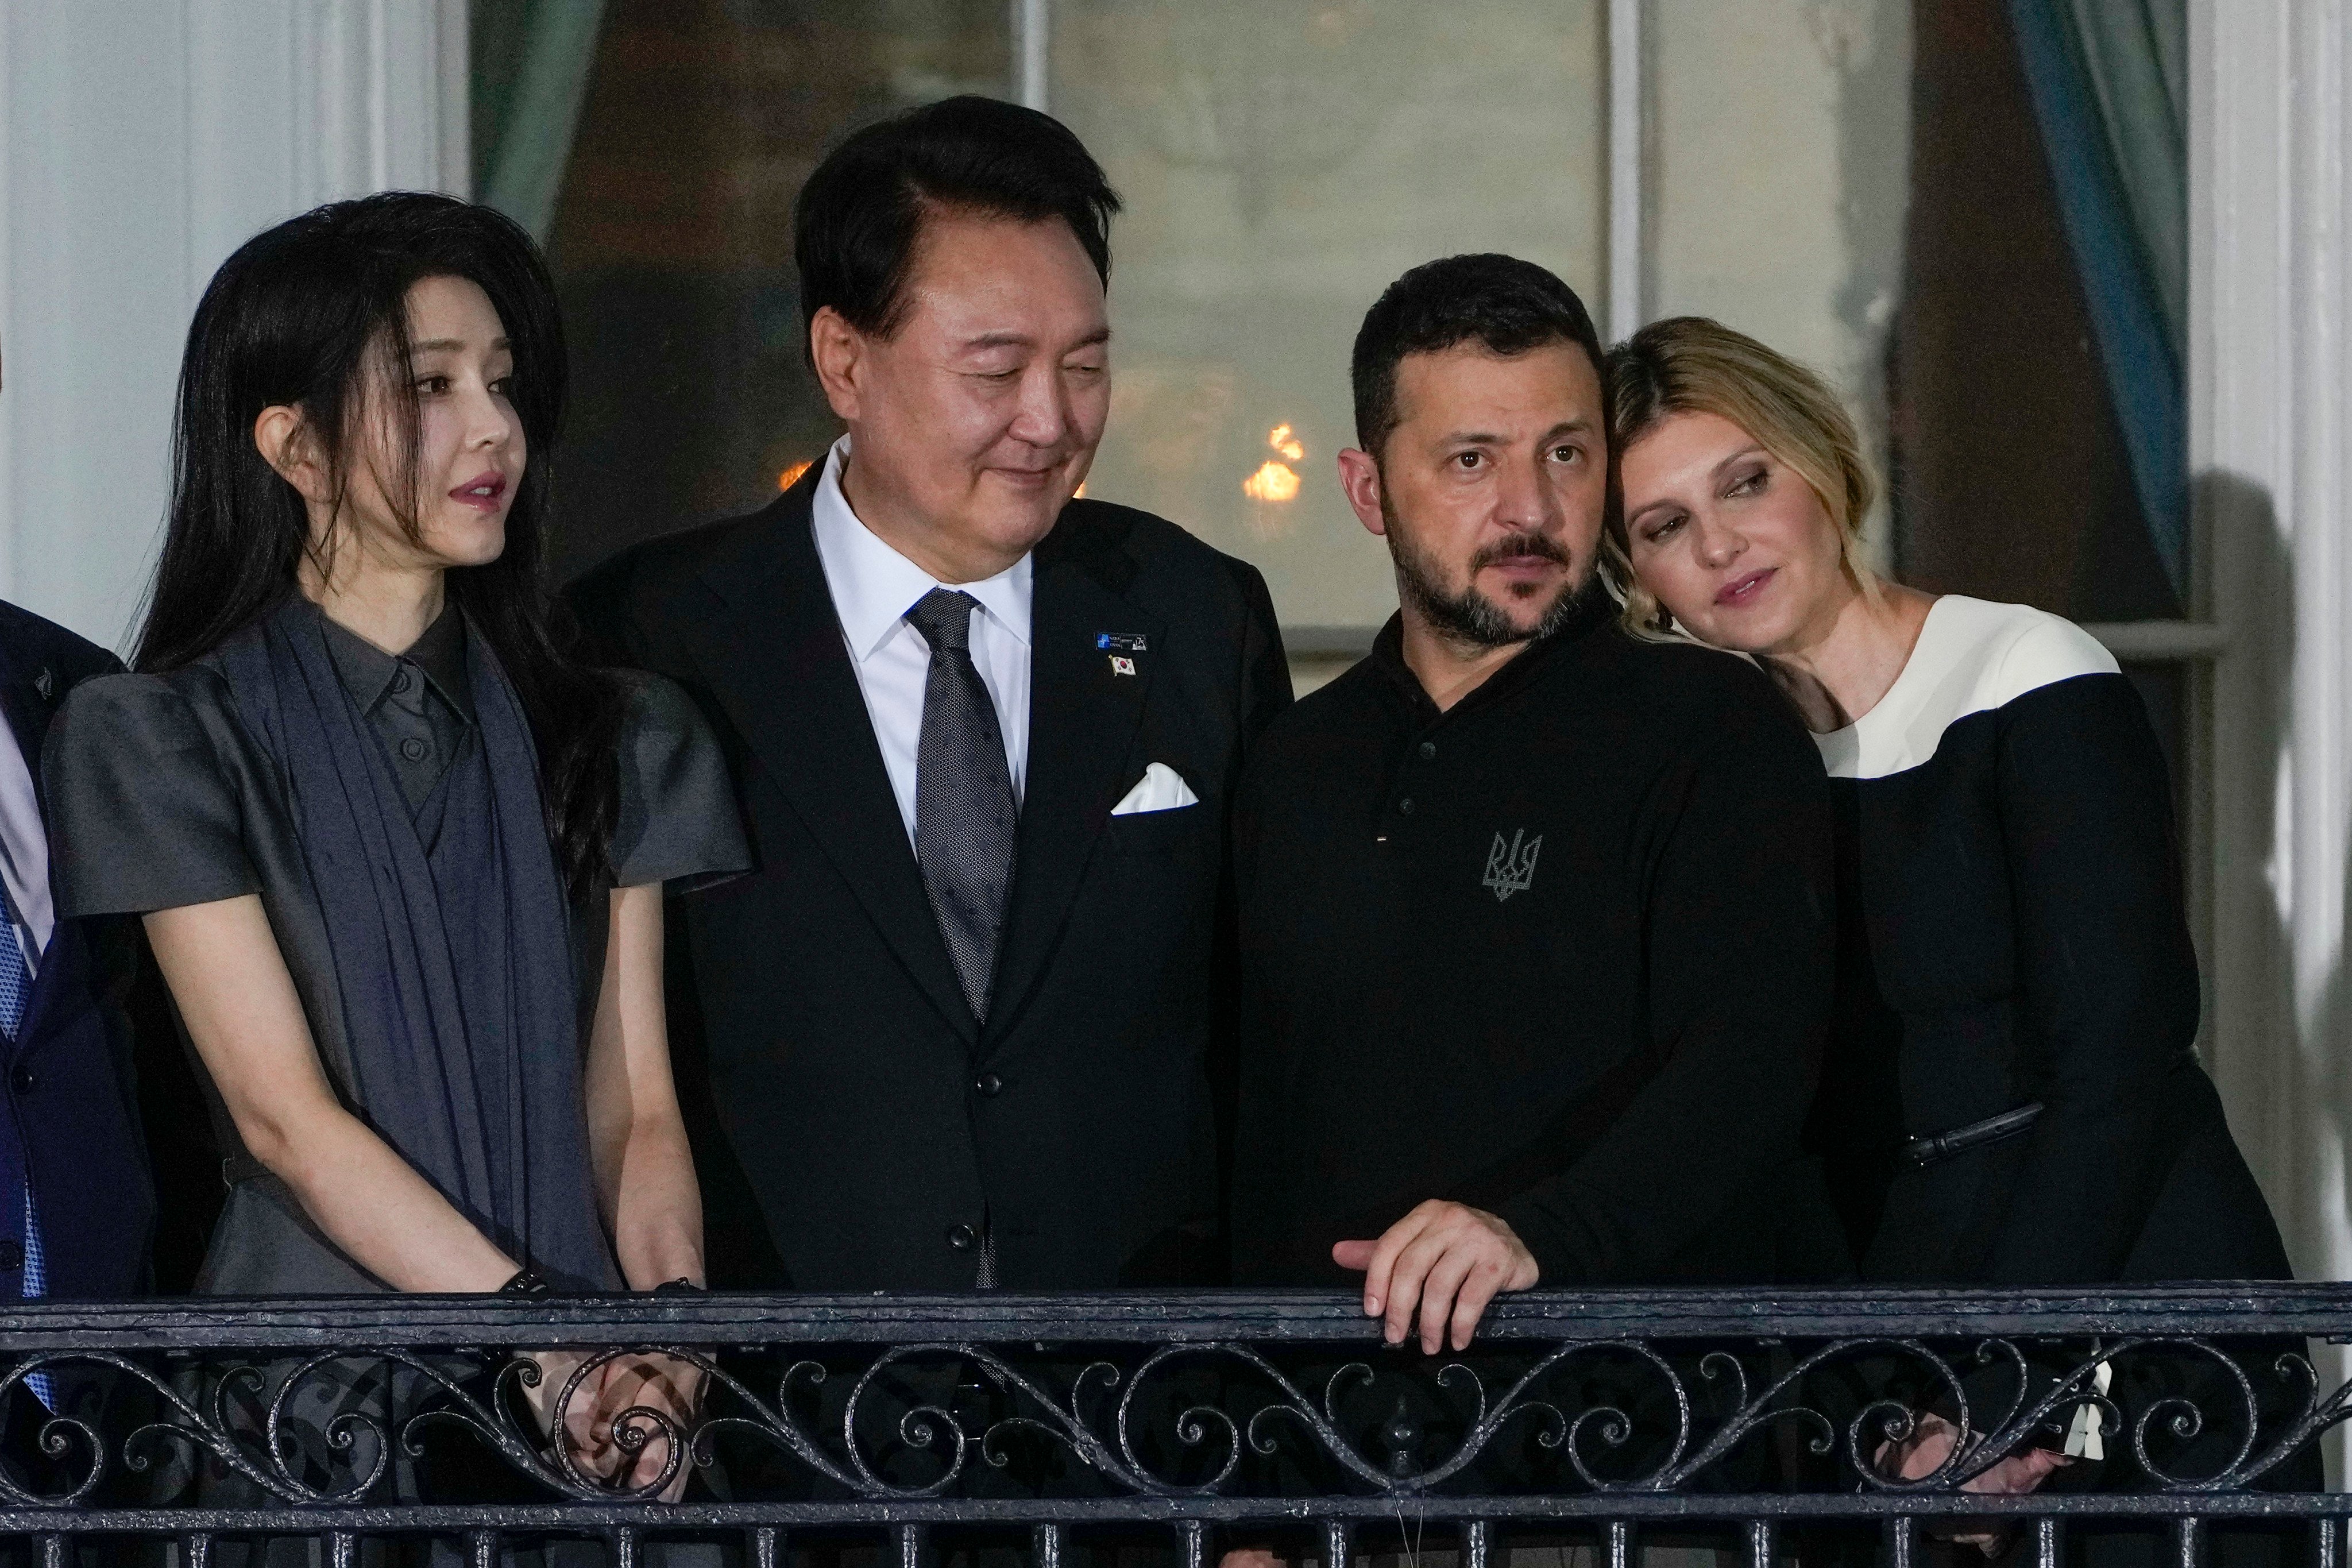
1229;558;1294;751
1497;693;1836;1283
1982;674;2199;1283
1210;559;1292;1279
43;674;261;918
607;671;751;891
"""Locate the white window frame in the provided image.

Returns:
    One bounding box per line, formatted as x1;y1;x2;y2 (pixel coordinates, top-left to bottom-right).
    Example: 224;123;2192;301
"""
2193;0;2352;1288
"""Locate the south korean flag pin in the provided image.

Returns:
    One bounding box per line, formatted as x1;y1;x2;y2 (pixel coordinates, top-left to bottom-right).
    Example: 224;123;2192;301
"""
1099;632;1145;677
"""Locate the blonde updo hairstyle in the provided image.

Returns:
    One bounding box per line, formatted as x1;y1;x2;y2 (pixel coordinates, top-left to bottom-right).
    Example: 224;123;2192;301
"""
1601;316;1879;636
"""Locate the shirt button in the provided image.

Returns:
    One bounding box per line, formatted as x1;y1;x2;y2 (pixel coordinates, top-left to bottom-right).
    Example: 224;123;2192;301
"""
399;737;430;762
392;669;414;696
1418;741;1436;759
947;1223;978;1252
9;1067;30;1095
1398;797;1416;815
975;1073;1003;1097
0;1241;22;1270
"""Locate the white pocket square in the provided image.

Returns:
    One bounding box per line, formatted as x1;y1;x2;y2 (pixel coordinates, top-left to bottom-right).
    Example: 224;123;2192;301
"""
1111;762;1199;815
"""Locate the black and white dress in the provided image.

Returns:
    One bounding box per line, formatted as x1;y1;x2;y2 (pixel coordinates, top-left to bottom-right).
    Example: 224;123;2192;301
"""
1808;594;2289;1285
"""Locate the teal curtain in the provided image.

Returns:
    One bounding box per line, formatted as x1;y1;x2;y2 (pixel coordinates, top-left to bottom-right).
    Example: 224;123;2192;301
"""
2063;0;2187;354
2006;0;2189;600
472;0;611;242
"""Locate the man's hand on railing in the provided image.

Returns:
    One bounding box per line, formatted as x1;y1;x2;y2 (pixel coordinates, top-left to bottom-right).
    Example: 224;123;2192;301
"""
1332;1199;1539;1353
1878;1411;2073;1555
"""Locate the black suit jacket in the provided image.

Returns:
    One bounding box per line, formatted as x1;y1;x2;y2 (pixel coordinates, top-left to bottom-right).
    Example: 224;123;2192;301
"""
0;600;155;1298
568;473;1291;1289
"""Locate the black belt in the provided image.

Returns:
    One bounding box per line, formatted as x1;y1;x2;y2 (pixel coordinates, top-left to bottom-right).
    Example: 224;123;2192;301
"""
1903;1102;2044;1168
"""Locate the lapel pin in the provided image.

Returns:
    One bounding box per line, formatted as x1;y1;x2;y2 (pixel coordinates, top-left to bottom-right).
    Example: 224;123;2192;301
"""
32;668;52;701
1110;655;1137;677
1096;632;1148;652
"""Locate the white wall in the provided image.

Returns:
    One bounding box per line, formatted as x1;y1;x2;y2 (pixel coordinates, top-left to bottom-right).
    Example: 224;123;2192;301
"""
0;0;466;656
2193;0;2352;1475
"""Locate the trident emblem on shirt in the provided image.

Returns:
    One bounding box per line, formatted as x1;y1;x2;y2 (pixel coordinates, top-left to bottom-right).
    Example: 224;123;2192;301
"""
1482;829;1543;903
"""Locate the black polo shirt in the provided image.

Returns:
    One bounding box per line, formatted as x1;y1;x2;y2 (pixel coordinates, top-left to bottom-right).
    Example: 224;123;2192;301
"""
1227;596;1843;1287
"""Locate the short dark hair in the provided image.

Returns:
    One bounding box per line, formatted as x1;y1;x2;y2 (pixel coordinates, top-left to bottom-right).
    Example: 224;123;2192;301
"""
1350;253;1605;457
794;95;1123;350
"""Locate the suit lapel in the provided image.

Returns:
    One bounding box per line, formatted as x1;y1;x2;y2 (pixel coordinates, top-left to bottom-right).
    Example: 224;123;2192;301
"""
985;530;1162;1040
0;640;61;1043
681;482;979;1044
0;640;51;805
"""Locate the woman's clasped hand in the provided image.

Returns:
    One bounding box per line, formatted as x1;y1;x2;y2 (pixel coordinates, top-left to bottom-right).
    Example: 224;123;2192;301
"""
522;1349;707;1500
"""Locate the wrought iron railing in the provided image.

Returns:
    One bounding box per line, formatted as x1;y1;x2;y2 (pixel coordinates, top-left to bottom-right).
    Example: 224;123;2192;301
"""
0;1286;2347;1566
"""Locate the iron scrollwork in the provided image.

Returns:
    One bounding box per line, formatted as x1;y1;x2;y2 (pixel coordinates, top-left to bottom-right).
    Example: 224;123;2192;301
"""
0;1294;2344;1514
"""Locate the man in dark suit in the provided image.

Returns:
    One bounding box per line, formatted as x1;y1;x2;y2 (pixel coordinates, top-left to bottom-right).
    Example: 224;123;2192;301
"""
0;601;155;1308
570;95;1290;1290
0;351;155;1312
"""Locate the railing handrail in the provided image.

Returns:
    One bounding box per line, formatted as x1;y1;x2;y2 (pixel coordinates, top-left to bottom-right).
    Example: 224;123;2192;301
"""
0;1284;2337;1531
0;1493;2344;1532
0;1283;2342;1347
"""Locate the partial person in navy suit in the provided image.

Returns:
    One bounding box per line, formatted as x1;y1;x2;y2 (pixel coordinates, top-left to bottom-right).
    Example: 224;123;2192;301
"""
0;347;156;1311
0;598;156;1306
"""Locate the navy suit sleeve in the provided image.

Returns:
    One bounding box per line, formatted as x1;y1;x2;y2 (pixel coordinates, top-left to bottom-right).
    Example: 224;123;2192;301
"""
1983;672;2200;1283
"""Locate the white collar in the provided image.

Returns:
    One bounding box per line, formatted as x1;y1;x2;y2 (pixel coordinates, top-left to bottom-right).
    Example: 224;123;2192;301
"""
809;437;1034;662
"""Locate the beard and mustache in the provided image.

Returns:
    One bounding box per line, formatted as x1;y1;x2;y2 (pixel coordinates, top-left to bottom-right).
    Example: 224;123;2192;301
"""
1382;492;1598;650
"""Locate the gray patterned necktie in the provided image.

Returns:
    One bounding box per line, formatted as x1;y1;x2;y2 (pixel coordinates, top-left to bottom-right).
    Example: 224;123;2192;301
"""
905;589;1018;1023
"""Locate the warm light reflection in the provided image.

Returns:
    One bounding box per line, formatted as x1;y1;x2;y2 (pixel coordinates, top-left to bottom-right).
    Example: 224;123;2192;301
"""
777;459;814;491
1268;423;1304;461
1074;482;1088;499
1242;461;1301;503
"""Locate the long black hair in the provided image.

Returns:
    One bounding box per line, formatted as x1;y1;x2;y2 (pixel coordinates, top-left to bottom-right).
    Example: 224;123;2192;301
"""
137;191;623;895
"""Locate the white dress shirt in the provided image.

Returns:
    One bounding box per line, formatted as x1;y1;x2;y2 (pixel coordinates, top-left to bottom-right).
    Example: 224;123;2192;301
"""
809;437;1033;844
0;716;51;975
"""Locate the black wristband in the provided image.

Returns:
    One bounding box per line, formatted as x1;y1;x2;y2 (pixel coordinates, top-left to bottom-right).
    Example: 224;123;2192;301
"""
499;1266;551;1296
652;1277;704;1296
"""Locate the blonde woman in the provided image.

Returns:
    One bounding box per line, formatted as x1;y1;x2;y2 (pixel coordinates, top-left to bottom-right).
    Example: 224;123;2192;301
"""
1605;315;2285;1288
1603;316;2315;1520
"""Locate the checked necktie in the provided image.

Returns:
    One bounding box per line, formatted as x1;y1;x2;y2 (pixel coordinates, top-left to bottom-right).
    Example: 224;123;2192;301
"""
905;589;1019;1024
0;903;26;1040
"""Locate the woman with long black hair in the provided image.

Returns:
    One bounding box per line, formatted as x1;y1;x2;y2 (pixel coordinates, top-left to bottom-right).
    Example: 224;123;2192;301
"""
43;192;744;1489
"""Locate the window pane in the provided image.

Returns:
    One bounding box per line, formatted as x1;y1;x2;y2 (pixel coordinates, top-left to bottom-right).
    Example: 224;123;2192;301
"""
1050;0;1606;634
1650;0;1912;568
531;0;1013;581
1649;0;2189;623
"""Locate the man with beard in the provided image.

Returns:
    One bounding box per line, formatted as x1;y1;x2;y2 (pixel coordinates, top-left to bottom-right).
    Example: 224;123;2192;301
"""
1227;254;1845;1349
